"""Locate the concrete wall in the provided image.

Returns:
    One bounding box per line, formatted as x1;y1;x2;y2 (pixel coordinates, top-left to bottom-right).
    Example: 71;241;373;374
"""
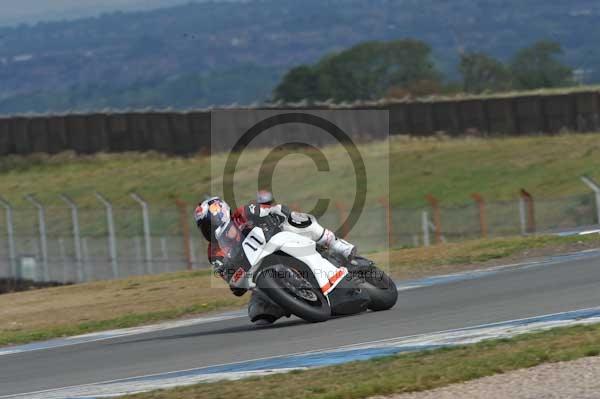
1;90;599;156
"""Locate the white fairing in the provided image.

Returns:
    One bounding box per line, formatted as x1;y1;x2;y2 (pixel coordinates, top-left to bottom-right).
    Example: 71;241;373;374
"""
239;227;347;295
242;227;267;266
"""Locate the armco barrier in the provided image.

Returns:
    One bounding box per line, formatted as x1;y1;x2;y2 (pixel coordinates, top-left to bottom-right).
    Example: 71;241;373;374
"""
1;90;600;156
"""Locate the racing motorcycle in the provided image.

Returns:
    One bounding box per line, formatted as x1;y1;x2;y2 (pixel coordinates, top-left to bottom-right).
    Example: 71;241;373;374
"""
220;212;398;323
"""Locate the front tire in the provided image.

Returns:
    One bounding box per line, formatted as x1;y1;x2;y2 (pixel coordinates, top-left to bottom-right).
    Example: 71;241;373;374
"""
256;264;331;323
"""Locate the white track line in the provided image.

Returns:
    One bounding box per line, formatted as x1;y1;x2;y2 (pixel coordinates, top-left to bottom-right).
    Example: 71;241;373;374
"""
0;311;246;357
3;247;600;357
4;305;600;399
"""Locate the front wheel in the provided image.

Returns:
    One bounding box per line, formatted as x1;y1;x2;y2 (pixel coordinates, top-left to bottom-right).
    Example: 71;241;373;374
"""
255;264;331;323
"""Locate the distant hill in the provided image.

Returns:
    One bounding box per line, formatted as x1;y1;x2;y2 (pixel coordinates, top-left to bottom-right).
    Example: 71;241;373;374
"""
1;0;600;114
0;0;195;26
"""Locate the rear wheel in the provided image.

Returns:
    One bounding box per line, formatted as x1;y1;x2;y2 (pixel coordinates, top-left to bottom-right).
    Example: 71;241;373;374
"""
256;264;331;323
352;263;398;311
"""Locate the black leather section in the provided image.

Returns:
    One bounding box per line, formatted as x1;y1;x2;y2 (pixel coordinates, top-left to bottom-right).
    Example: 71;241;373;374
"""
327;275;370;316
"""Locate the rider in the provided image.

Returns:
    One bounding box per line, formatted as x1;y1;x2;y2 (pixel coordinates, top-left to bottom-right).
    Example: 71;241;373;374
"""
194;192;356;324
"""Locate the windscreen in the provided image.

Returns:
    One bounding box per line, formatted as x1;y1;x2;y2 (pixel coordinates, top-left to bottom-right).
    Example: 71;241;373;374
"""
216;221;245;261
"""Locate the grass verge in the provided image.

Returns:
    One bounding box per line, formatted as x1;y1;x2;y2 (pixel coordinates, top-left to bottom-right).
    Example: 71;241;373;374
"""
0;299;242;347
376;233;600;280
1;233;599;347
1;134;599;208
0;270;248;347
124;323;600;399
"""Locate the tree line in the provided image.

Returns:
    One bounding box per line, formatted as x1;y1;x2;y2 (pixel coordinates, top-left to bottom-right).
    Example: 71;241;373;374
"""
274;39;574;103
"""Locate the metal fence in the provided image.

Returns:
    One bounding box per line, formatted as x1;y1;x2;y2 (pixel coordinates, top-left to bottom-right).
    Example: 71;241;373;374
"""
0;195;208;284
0;191;599;284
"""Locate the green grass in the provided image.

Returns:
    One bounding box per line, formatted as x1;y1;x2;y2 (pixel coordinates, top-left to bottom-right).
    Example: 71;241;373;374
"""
125;323;600;399
387;134;600;207
378;233;600;279
441;233;596;263
0;134;599;209
1;134;598;244
0;298;241;347
0;269;248;347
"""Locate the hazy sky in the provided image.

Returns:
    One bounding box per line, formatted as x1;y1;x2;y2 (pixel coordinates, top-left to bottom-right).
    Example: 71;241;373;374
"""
0;0;194;25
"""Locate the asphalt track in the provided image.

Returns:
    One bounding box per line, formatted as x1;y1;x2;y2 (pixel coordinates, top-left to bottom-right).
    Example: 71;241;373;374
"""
2;250;600;397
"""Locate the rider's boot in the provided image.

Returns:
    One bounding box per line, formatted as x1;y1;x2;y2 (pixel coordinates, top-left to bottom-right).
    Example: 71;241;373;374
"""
248;289;289;325
329;236;357;260
316;229;356;261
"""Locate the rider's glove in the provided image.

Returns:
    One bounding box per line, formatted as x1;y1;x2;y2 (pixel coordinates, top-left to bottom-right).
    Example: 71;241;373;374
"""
211;258;229;280
211;258;248;297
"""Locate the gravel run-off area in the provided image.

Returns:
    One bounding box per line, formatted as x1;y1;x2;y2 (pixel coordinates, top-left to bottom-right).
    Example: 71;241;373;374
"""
375;355;600;399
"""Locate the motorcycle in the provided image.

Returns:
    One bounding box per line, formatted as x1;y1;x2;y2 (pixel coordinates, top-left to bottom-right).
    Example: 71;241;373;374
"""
220;212;398;323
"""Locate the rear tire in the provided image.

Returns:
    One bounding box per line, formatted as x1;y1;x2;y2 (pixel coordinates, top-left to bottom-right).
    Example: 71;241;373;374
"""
355;265;398;311
256;264;331;323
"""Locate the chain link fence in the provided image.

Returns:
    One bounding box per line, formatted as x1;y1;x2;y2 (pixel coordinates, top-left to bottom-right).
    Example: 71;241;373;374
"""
0;192;599;284
0;201;210;284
